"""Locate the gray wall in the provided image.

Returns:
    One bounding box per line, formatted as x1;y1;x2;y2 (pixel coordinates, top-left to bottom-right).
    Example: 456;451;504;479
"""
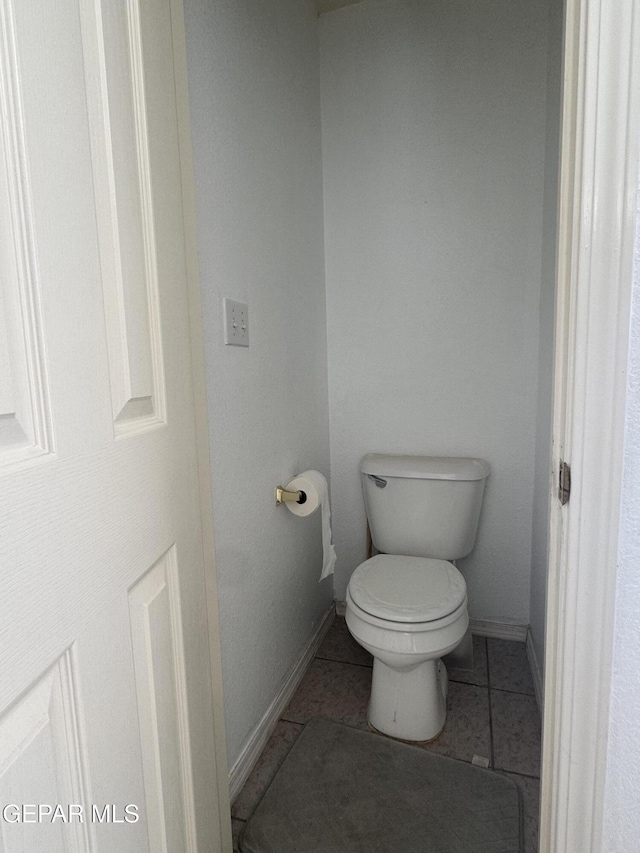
320;0;549;624
528;0;564;683
183;0;332;770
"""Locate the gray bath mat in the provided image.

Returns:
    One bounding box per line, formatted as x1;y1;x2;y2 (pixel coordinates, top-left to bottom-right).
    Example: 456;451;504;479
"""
240;718;522;853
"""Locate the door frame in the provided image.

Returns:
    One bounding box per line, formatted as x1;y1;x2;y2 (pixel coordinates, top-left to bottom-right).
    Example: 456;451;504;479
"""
540;0;640;850
167;1;232;850
167;0;640;849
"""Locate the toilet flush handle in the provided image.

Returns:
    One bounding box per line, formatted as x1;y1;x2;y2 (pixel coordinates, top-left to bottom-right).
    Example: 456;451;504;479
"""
367;474;387;488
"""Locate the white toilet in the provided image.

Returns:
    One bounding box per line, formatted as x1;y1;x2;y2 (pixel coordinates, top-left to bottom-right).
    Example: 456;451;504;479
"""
345;453;490;743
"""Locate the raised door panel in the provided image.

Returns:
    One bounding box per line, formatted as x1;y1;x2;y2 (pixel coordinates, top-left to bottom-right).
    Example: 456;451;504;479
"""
128;546;197;853
0;0;53;467
81;0;166;438
0;652;94;853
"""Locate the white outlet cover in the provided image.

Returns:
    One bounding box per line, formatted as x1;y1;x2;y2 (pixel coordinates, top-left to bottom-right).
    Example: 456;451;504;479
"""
223;298;249;347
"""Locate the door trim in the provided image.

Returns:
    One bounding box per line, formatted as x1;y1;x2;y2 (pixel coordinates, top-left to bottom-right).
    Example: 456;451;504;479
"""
541;0;640;850
168;1;232;850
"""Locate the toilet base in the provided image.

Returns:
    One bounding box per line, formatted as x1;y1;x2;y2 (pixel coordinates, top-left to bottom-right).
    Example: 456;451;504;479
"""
368;657;449;742
368;718;446;745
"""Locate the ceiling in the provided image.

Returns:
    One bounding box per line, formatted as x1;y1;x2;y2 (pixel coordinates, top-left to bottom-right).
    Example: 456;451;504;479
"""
314;0;368;14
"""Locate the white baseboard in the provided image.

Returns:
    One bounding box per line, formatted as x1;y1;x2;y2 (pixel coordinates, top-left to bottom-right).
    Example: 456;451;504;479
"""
335;600;346;616
526;629;544;712
228;604;335;803
468;618;528;642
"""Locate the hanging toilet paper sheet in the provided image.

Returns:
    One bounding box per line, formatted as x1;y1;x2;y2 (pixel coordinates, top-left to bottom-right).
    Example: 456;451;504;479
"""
284;470;337;581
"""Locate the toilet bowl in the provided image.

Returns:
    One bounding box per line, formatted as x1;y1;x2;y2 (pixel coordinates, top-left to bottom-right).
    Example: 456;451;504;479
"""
346;554;469;742
345;453;489;742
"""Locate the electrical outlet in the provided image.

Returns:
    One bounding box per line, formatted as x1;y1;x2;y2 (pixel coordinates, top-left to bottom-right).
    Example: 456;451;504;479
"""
223;298;249;347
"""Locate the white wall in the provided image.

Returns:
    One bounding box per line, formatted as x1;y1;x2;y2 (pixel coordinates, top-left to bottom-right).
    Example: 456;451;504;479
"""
602;188;640;851
183;0;332;769
320;0;549;622
528;0;564;682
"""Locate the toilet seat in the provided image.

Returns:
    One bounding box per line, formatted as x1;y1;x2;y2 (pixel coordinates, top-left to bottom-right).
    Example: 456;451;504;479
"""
348;554;466;624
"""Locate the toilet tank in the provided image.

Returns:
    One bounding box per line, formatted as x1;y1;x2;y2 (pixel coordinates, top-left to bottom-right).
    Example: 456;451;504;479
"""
360;454;490;560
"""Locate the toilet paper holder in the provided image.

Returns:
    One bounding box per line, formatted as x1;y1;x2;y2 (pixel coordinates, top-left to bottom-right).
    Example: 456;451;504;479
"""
275;486;307;506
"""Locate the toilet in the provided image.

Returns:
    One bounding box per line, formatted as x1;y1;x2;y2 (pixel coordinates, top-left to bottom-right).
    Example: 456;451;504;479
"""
345;453;490;742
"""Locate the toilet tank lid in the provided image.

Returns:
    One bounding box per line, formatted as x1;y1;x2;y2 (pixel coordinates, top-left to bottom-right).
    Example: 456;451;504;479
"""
360;454;490;481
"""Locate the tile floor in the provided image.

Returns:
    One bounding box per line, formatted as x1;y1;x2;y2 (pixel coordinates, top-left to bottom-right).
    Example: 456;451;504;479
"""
231;616;541;853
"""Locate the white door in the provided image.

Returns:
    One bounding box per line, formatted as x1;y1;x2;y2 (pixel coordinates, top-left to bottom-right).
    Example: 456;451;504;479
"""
0;0;228;851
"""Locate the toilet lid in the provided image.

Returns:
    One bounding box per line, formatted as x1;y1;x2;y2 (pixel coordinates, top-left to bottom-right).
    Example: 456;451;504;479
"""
348;555;466;623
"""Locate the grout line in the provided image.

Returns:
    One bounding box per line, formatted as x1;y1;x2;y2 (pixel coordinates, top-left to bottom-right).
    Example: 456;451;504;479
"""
490;685;538;698
486;637;496;770
495;766;541;781
314;654;373;669
448;676;489;687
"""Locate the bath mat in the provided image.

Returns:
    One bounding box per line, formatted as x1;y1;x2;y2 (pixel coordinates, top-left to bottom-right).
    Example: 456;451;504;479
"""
239;718;522;853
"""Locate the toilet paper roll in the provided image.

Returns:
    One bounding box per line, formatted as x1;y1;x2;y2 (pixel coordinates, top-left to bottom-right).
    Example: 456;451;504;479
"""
284;470;337;581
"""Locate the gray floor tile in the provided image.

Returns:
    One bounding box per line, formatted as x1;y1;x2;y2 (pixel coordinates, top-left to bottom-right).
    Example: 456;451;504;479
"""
419;681;492;764
447;635;489;687
488;638;535;695
232;721;303;820
492;690;541;777
282;658;371;729
316;615;373;667
233;643;541;849
500;772;540;853
232;817;246;852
